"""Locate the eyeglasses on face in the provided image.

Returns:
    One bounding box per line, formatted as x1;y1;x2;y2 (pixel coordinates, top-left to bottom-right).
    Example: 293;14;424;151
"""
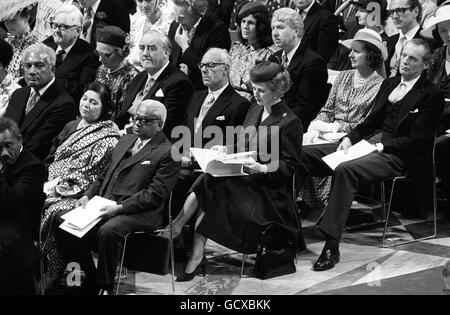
387;7;413;16
97;49;118;59
50;22;79;31
131;114;159;125
197;62;226;70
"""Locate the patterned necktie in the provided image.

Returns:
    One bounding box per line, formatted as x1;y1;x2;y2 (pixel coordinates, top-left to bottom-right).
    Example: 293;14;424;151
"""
195;93;216;133
128;77;156;115
25;89;40;115
389;82;408;103
132;138;144;156
55;49;66;67
281;52;289;69
82;7;93;38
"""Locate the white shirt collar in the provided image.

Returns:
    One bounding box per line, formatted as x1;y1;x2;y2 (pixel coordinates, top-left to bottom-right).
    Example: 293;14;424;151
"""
56;39;77;55
147;61;169;81
285;40;301;66
208;83;229;100
138;137;151;148
90;0;101;14
400;74;421;89
35;77;55;96
401;24;420;41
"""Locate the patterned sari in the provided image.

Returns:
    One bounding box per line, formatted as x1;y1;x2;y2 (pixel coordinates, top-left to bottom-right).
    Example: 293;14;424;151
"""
41;120;121;287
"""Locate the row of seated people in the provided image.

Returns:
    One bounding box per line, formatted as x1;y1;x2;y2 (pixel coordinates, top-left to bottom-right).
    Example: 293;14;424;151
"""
0;3;449;294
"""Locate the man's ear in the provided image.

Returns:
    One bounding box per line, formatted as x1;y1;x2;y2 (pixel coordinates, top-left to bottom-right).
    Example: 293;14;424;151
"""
18;134;23;145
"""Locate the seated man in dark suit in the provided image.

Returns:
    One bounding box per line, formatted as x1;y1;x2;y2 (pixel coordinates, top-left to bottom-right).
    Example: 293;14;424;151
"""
116;31;194;137
206;0;236;27
57;100;181;295
4;44;78;161
0;118;47;294
270;8;329;130
78;0;131;47
171;47;251;216
291;0;339;63
299;39;444;271
43;4;101;102
169;0;231;90
386;0;423;77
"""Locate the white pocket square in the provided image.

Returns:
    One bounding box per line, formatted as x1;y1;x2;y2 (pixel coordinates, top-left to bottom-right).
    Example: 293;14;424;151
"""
216;116;225;121
410;108;419;113
141;161;151;165
155;89;164;97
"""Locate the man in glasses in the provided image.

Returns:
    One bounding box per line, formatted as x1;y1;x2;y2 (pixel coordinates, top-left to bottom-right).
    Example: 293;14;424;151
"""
168;0;231;90
117;30;194;138
43;4;100;101
386;0;423;77
57;100;181;295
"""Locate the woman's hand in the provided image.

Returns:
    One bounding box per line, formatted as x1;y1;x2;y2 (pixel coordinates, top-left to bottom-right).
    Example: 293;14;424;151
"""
243;157;267;175
303;130;320;145
76;196;90;208
337;137;352;153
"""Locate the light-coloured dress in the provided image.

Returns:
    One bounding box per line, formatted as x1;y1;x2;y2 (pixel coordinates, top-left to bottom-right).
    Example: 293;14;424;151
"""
229;41;278;100
0;74;21;117
6;32;39;82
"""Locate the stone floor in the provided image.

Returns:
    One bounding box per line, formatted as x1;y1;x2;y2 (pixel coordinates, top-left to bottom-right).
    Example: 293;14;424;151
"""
114;209;450;295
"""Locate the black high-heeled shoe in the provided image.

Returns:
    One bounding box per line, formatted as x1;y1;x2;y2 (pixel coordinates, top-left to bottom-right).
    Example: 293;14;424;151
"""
176;256;207;282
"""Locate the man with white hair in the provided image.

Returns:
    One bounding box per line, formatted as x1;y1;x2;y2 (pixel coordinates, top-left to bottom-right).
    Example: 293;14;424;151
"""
4;43;77;160
57;99;181;295
270;7;328;130
43;4;101;101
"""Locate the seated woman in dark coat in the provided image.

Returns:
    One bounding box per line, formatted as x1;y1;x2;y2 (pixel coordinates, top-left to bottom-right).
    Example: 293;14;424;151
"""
41;82;121;289
167;61;305;281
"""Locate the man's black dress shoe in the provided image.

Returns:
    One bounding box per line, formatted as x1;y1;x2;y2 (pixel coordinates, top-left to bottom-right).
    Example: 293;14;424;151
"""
313;248;340;271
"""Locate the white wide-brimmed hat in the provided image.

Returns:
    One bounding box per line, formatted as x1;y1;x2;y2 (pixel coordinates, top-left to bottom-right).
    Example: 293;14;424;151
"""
0;0;39;22
421;5;450;39
342;28;388;60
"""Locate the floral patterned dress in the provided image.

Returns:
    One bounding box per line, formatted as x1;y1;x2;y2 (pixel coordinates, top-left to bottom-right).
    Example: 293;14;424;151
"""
41;119;121;285
5;32;39;83
96;61;140;122
229;41;278;100
0;74;21;117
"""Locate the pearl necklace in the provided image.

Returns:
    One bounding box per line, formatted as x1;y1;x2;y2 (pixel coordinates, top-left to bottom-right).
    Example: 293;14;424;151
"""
353;70;375;88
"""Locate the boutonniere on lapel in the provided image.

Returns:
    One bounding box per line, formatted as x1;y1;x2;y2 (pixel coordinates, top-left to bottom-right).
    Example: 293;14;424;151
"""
96;11;108;20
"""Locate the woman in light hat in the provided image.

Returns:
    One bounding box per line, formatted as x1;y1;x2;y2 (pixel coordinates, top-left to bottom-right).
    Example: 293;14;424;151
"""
424;4;450;220
300;28;386;220
95;25;140;122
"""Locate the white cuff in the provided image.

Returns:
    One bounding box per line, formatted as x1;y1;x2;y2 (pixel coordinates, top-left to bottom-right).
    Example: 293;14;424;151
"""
375;143;384;152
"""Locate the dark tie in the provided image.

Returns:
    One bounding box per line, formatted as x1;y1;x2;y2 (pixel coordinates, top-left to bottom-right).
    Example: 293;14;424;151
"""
55;49;66;67
82;7;93;38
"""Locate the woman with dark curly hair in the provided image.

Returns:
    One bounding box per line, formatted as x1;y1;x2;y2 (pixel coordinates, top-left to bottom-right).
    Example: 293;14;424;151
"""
165;60;304;281
301;28;386;218
229;2;278;100
41;82;121;290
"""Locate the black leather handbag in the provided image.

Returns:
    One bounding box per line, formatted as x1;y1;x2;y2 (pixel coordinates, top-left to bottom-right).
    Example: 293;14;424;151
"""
253;225;296;280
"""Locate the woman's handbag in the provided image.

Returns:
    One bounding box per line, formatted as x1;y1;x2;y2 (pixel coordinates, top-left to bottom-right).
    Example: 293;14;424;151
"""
253;225;296;280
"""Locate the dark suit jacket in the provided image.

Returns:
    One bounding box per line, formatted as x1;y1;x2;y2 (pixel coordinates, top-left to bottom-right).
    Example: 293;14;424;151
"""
86;132;181;225
117;64;194;137
4;82;78;161
386;28;423;77
43;37;101;101
89;0;131;46
303;2;339;63
270;40;329;130
168;15;231;90
347;75;445;197
206;0;236;27
0;148;46;294
182;84;251;148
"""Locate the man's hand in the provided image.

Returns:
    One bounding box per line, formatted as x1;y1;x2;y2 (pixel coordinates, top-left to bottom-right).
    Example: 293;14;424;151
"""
99;204;124;219
337;137;352;153
175;24;189;52
243;157;267;175
76;196;89;208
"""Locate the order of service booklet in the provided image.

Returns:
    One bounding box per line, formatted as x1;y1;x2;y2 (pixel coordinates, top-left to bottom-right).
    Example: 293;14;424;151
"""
190;147;256;177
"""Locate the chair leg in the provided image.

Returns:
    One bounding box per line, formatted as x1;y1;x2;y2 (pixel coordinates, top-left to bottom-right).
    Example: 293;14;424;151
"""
169;215;175;295
240;253;248;278
115;234;130;295
382;178;398;247
39;245;45;295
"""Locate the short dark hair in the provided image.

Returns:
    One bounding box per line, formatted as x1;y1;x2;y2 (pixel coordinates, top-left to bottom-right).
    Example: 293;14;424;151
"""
406;38;433;66
359;40;384;69
407;0;422;23
81;82;114;121
0;117;20;140
236;11;273;49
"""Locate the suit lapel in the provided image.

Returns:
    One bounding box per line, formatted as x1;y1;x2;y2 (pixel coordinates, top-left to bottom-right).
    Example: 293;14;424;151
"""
199;85;233;129
287;40;307;73
303;2;320;35
144;64;173;99
122;132;164;170
20;84;58;132
56;39;83;76
9;87;30;126
107;135;137;177
188;90;208;135
396;75;425;118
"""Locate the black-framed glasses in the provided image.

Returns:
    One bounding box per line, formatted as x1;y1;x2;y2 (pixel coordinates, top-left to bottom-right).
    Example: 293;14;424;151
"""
198;62;226;70
50;22;79;31
387;7;413;16
97;49;118;59
131;114;159;125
